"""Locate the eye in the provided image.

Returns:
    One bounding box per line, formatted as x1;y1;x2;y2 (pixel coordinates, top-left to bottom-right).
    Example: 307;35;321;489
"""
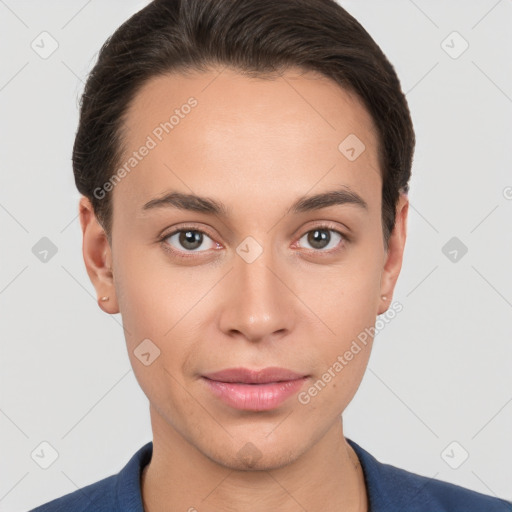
160;223;347;258
297;225;345;252
162;227;218;254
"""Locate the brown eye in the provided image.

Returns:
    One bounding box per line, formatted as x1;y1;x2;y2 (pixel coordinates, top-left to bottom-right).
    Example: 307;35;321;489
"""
164;229;216;253
298;227;344;251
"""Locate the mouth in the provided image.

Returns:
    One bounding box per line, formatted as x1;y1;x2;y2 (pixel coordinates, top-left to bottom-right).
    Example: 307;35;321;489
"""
201;367;309;411
202;366;308;384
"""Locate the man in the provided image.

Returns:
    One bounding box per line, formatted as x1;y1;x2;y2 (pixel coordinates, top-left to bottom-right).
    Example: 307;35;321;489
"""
30;0;512;510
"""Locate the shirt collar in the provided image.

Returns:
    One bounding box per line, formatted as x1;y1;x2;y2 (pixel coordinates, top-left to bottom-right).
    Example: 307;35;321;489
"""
115;437;403;512
115;440;153;511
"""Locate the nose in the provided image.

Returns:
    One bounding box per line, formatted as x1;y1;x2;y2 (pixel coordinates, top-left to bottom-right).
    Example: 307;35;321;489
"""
218;243;295;343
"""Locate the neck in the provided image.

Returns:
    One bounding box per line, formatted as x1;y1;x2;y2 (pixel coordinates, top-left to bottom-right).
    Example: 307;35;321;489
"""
141;409;368;512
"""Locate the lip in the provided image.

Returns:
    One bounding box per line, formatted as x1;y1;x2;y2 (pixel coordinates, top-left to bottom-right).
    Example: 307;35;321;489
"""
202;367;307;384
201;367;309;411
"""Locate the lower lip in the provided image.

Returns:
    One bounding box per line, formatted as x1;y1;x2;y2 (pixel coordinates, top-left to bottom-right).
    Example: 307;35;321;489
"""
202;377;308;411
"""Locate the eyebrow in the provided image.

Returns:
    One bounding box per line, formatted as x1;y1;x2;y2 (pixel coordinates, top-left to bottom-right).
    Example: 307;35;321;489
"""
141;187;368;216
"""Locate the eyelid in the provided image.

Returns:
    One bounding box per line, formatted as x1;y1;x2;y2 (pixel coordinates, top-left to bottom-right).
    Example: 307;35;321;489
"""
298;220;349;237
158;222;219;242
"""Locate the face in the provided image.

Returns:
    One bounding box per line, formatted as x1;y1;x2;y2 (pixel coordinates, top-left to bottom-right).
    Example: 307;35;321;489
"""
81;66;407;470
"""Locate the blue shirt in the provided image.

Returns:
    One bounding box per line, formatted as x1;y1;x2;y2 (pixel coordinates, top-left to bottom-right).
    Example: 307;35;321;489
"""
29;438;512;511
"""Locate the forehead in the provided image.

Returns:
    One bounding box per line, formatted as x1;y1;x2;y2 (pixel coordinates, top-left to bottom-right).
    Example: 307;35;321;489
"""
114;66;382;212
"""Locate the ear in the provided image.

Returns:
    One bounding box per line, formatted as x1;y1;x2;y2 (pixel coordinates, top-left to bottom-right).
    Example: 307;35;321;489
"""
79;196;119;314
377;192;408;315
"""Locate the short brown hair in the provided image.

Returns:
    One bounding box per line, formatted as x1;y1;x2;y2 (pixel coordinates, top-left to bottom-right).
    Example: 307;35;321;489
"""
73;0;415;247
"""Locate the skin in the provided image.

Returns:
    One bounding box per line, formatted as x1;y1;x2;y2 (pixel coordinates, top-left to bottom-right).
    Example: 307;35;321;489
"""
79;66;408;512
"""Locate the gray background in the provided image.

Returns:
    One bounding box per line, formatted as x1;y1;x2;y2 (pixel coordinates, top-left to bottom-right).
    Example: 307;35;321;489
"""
1;0;511;510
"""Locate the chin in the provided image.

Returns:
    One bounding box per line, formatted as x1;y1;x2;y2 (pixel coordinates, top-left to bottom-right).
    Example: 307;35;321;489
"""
206;436;302;471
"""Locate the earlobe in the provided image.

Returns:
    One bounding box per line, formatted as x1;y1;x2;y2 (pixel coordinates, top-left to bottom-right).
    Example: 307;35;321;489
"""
79;196;119;314
377;193;409;315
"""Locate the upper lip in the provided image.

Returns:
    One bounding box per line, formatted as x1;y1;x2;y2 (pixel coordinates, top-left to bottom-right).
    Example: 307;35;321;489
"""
202;367;308;384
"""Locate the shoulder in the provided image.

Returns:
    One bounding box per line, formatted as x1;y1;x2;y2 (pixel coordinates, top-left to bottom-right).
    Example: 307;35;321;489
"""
347;438;512;512
28;475;117;512
27;441;153;512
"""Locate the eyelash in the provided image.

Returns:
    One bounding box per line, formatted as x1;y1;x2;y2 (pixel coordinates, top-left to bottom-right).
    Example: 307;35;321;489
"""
158;222;348;259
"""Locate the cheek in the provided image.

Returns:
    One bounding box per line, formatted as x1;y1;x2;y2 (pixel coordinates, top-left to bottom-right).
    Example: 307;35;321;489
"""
295;242;382;397
298;310;375;418
298;249;382;336
112;247;207;392
296;337;372;425
113;243;201;340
